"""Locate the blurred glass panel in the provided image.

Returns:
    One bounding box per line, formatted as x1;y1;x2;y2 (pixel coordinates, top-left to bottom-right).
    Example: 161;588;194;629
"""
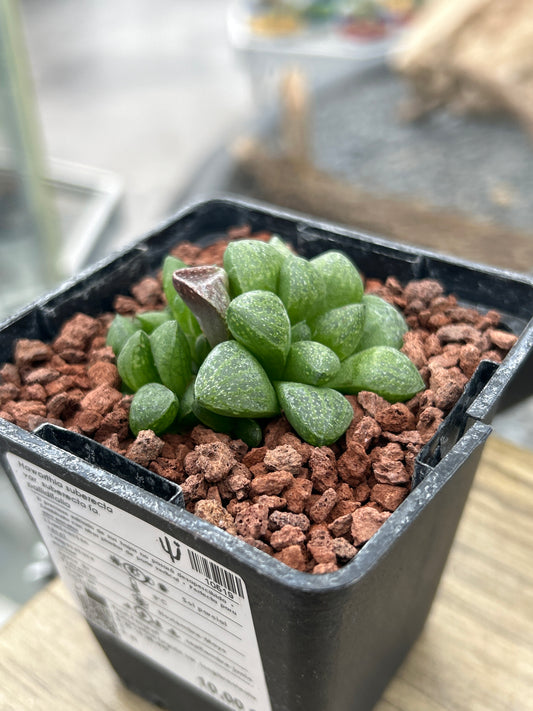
0;1;122;320
0;0;63;315
0;0;63;318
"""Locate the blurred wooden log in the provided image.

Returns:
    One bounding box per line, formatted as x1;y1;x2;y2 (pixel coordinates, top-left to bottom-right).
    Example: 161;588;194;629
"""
394;0;533;139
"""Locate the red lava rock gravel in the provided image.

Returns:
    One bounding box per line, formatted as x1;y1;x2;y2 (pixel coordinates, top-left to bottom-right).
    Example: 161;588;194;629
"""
0;233;519;573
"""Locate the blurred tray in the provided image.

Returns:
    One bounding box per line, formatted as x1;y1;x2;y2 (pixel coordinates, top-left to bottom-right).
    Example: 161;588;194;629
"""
0;158;122;319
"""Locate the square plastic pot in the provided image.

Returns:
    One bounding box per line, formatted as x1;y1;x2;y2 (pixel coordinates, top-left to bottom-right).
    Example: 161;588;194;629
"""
1;197;532;711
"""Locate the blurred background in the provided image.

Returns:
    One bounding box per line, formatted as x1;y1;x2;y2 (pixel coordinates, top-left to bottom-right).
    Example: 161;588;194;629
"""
1;0;533;625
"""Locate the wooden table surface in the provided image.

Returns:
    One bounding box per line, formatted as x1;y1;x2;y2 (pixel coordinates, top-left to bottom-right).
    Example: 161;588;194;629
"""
1;435;532;711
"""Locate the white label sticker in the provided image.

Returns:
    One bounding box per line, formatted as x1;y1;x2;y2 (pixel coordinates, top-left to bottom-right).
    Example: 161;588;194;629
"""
8;453;272;711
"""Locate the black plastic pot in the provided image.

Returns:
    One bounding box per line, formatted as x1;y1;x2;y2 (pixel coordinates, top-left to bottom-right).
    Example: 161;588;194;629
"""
1;198;533;711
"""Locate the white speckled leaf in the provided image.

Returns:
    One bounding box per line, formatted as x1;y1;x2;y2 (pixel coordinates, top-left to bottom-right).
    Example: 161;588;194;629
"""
327;346;425;402
278;255;325;324
310;303;366;361
268;234;293;258
357;294;408;350
195;341;279;418
223;240;284;296
129;383;179;436
226;290;290;379
291;321;312;343
282;341;340;386
311;250;364;311
274;381;353;447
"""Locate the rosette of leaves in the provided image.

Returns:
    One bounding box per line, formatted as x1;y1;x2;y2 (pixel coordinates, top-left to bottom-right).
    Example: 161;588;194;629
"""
108;236;424;447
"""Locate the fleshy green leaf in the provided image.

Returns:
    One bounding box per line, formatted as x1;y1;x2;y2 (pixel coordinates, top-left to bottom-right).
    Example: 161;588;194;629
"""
162;256;199;334
195;341;279;418
357;294;408;351
282;341;340;386
277;255;325;324
180;309;202;354
274;381;353;447
177;380;198;429
189;399;263;446
117;330;161;392
223;240;284;297
194;334;211;368
291;321;312;343
136;309;172;334
150;320;192;397
191;399;236;434
162;255;187;304
311;250;364;311
269;234;293;258
172;265;230;347
327;346;425;402
233;418;263;448
106;315;141;357
226;290;290;379
310;303;366;360
129;383;179;436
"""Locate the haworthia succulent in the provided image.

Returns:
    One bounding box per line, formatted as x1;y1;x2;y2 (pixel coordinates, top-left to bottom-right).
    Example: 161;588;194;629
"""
118;239;426;446
310;303;366;361
195;341;279;418
282;341;340;386
150;320;192;398
274;381;353;447
223;239;285;296
117;330;161;392
326;346;425;402
357;294;408;351
226;290;291;379
277;255;325;324
311;250;364;311
129;383;179;436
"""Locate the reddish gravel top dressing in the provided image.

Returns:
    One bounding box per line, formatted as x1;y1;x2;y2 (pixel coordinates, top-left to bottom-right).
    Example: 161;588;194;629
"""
0;229;518;573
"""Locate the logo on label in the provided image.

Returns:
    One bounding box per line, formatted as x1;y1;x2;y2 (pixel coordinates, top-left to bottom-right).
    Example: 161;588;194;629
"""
159;535;181;563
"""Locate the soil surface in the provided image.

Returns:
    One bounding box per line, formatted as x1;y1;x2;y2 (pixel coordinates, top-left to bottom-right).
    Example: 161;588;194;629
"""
0;227;518;572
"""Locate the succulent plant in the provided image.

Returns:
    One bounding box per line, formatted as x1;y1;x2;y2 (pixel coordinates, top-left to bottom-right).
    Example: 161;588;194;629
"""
110;236;424;447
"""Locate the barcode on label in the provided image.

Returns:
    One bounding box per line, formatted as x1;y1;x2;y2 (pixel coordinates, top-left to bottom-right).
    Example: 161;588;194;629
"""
80;587;118;634
188;550;244;599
